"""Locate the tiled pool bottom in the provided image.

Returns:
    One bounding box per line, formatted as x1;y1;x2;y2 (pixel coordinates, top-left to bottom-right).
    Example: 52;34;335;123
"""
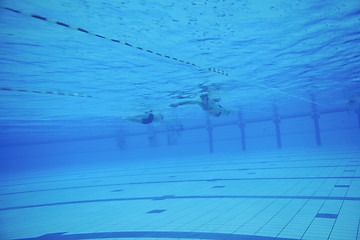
1;148;360;240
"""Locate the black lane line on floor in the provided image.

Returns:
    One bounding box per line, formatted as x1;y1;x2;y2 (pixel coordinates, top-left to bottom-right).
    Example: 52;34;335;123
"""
356;217;360;240
9;149;359;179
147;209;166;213
11;231;300;240
4;155;351;184
1;164;359;188
327;159;359;239
2;195;360;211
110;189;123;192
315;213;338;219
2;176;360;196
1;151;355;185
334;185;350;188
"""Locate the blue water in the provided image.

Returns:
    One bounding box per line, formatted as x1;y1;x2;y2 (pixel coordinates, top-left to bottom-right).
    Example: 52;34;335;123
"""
0;1;360;240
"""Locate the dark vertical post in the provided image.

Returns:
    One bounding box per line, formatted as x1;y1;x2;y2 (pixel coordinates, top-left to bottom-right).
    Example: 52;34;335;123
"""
238;112;246;151
312;104;321;146
115;130;126;149
166;124;175;145
147;125;157;147
207;117;213;153
274;118;282;149
273;106;282;149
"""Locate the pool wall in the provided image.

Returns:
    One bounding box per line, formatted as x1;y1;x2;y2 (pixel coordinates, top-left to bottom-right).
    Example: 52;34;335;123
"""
1;110;359;172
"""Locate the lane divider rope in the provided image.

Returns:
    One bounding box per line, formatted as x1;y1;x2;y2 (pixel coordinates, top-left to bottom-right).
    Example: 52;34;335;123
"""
1;6;228;76
0;87;92;98
1;6;323;107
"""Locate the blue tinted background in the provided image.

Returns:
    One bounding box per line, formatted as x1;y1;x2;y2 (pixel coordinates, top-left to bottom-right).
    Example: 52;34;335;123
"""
1;1;360;240
0;0;359;170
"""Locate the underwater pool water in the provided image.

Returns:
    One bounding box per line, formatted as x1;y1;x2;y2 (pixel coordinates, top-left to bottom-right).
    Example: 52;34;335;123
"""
0;0;360;239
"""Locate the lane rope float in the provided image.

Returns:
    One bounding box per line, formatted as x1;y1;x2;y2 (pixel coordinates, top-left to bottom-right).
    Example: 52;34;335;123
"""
0;87;92;98
1;6;323;106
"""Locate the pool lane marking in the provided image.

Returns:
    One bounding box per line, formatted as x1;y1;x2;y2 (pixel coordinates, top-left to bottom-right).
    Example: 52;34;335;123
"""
2;194;360;211
12;231;300;240
327;156;359;239
2;154;350;183
0;87;92;98
1;164;359;188
1;176;360;196
1;6;324;106
1;6;228;76
356;217;360;240
0;154;353;188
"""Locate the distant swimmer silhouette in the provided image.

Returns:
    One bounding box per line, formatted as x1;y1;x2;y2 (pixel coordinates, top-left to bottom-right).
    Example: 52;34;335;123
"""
123;111;164;124
170;84;232;117
347;98;360;115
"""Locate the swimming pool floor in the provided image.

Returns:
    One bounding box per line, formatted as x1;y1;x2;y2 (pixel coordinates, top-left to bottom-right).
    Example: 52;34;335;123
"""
1;147;360;240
